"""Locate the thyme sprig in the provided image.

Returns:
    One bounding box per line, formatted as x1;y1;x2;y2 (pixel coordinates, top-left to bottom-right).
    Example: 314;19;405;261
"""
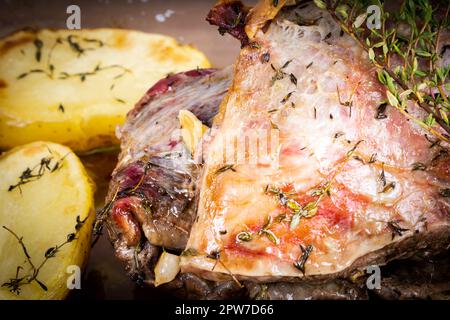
235;216;280;245
265;185;319;230
258;215;280;245
337;82;360;117
236;231;253;242
58;63;131;83
1;215;87;295
265;140;364;229
206;250;243;288
270;59;293;85
316;0;450;143
92;186;122;246
18;35;105;80
66;35;104;57
17;69;52;80
33;38;43;62
8;150;68;193
17;35;129;102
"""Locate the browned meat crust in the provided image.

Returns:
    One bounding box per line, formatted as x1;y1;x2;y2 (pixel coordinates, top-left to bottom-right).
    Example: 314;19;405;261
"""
207;0;251;46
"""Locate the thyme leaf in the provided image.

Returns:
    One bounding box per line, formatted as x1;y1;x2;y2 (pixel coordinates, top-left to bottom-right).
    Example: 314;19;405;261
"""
18;35;105;81
290;202;318;230
290;73;297;85
411;162;427;171
375;103;388;119
58;64;131;83
257;216;279;245
66;35;103;56
249;42;261;49
206;250;243;288
33;38;43;62
17;69;50;80
368;153;377;164
281;91;294;104
215;164;236;175
379;181;396;194
379;162;386;187
270;121;279;130
270;64;287;85
236;231;253;242
260;229;279;245
281;59;293;69
265;186;319;230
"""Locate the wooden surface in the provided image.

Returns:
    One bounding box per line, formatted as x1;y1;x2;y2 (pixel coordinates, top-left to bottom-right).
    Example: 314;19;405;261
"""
0;0;252;300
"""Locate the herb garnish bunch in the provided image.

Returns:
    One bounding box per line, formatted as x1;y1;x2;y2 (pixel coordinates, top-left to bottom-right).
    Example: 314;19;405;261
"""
314;0;450;143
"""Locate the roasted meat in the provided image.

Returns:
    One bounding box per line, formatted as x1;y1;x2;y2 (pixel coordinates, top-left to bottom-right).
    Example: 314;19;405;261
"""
101;67;232;284
182;1;450;282
101;0;450;299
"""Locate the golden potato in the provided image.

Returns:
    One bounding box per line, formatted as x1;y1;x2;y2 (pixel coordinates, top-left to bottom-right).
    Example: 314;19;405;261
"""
0;29;211;151
0;141;95;299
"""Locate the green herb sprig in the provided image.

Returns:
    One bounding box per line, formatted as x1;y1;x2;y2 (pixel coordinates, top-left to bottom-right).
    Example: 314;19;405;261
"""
215;164;236;175
258;215;280;245
315;0;450;143
58;63;131;83
1;215;87;295
17;35;129;103
8;150;68;193
18;35;105;81
265;140;364;230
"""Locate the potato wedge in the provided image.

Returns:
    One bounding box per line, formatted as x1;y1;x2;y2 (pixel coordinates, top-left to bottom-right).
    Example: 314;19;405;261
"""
0;141;95;300
0;29;211;151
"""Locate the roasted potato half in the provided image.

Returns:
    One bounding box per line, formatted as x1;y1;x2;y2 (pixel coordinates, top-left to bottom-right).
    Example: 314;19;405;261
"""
0;141;95;300
0;29;211;151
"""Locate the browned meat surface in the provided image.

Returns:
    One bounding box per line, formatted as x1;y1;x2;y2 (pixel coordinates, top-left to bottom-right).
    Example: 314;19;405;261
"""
99;0;450;299
99;67;232;285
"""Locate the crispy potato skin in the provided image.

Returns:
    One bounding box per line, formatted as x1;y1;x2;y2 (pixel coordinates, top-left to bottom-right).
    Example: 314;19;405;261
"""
0;141;95;300
0;29;211;151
